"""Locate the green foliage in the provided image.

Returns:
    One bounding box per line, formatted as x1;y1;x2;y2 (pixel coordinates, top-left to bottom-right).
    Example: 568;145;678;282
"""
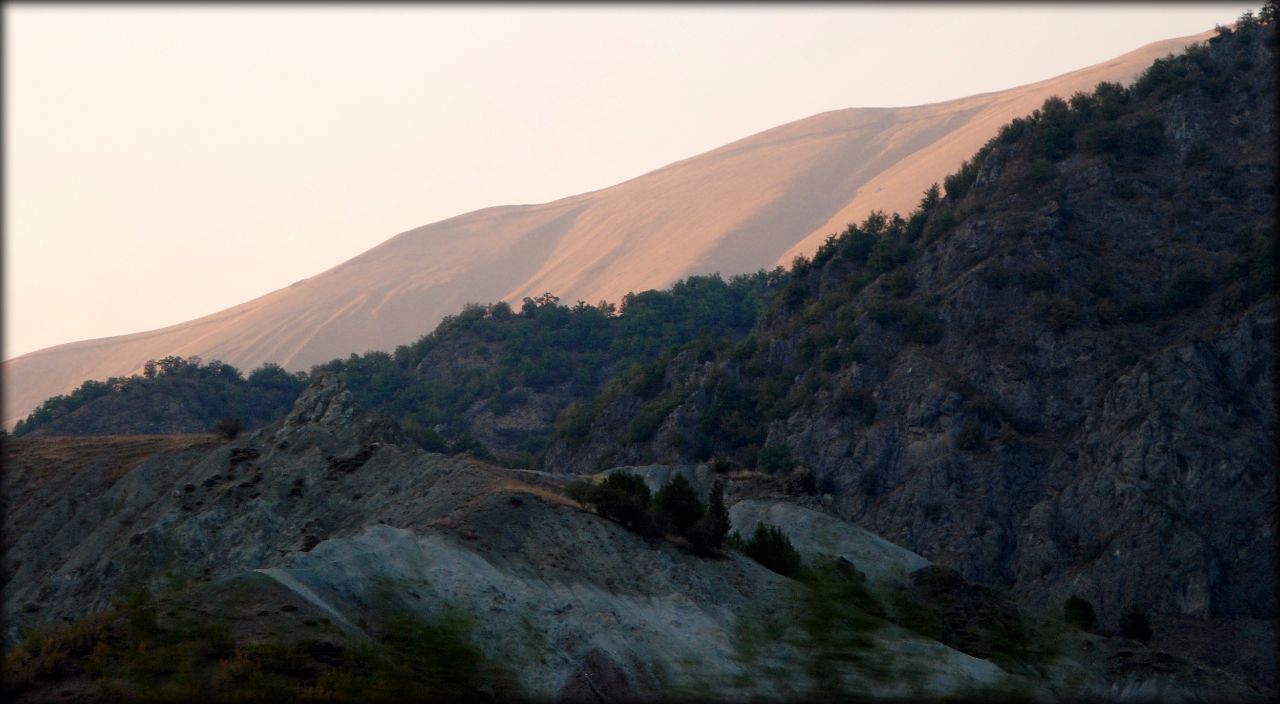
334;605;503;701
570;472;659;537
687;482;731;555
13;358;307;437
943;157;982;201
757;444;798;474
1063;596;1097;632
902;306;942;344
738;523;804;578
1033;96;1077;160
1029;158;1058;182
653;474;704;534
346;271;777;459
625;388;686;445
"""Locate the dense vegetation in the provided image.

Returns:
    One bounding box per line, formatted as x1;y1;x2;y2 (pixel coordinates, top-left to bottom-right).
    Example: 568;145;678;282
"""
550;10;1277;472
566;472;731;554
316;271;780;461
13;357;307;437
15;8;1274;481
14;272;781;459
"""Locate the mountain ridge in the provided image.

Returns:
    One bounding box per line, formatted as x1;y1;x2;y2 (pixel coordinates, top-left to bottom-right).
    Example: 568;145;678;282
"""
2;30;1213;428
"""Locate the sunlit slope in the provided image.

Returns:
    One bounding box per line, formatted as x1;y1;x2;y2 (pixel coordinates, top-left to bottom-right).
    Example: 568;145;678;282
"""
2;31;1210;428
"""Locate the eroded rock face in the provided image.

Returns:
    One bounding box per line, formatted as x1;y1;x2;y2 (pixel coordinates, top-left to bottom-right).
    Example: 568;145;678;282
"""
0;382;1023;701
4;376;1272;701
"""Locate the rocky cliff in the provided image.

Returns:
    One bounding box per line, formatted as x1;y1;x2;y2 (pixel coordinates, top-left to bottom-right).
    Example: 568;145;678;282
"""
542;21;1278;689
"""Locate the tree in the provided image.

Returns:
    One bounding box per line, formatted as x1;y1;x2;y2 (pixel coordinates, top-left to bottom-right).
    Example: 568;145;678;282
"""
654;474;703;534
740;523;804;578
1063;596;1097;632
918;183;941;212
568;472;658;537
687;481;731;555
757;444;797;474
143;360;157;379
215;417;242;439
1120;606;1153;644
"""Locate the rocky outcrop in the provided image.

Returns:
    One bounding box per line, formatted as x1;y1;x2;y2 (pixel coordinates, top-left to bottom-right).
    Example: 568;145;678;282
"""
7;377;1269;700
543;24;1278;690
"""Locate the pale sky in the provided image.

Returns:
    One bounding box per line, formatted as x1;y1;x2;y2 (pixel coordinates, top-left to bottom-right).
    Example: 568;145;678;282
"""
3;3;1250;360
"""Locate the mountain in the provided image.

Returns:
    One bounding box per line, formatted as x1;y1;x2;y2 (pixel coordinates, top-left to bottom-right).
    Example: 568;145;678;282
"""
3;15;1274;701
2;31;1213;429
541;19;1277;689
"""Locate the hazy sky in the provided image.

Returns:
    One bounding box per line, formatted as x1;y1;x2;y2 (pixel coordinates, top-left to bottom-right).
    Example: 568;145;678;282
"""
4;3;1250;360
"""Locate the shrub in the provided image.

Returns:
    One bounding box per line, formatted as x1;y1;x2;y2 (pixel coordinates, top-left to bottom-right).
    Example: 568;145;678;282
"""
709;457;734;474
757;444;797;474
1163;267;1213;311
400;417;448;453
687;482;731;556
903;307;942;344
886;268;916;297
1021;262;1059;292
1063;596;1097;632
1029;158;1058;182
955;420;983;451
215;417;242;439
570;472;659;537
1127;118;1166;157
1120;606;1153;644
654;474;703;534
739;523;804;578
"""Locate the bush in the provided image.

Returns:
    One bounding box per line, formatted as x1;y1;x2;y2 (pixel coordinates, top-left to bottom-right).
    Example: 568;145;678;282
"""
686;482;731;556
1063;596;1097;632
1029;158;1058;182
215;417;242;439
903;307;942;344
739;523;804;578
955;420;983;451
1163;267;1213;311
1021;262;1059;292
400;417;448;453
569;472;659;537
1120;606;1153;644
653;474;703;534
757;444;797;474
